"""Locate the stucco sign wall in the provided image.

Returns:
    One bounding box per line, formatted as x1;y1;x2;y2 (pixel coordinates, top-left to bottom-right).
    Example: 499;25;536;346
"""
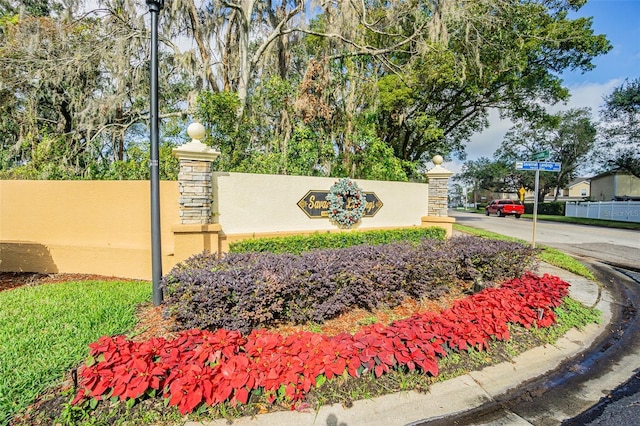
212;172;429;234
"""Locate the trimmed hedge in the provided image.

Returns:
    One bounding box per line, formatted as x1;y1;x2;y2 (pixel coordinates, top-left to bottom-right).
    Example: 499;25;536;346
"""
162;236;537;334
228;227;447;255
524;201;565;215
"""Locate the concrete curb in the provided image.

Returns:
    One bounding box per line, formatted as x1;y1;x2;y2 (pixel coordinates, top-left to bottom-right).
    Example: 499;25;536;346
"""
187;265;611;426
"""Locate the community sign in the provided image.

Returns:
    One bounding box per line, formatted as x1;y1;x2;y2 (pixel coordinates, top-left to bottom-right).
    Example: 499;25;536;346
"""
297;191;383;218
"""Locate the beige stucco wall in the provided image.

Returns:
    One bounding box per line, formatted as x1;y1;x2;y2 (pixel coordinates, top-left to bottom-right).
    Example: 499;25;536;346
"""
590;173;640;201
1;176;449;279
591;175;614;201
567;181;590;198
1;180;179;279
615;174;640;198
212;172;430;234
591;174;615;201
591;173;640;201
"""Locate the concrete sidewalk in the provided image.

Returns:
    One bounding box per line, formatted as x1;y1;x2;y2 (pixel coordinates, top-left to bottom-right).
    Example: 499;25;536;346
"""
188;264;611;426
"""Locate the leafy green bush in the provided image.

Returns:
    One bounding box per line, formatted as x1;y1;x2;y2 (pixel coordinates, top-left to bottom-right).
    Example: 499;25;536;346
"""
228;227;446;254
524;202;565;215
163;236;536;333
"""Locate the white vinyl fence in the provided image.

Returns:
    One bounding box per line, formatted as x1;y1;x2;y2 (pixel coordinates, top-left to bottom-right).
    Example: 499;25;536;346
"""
565;200;640;223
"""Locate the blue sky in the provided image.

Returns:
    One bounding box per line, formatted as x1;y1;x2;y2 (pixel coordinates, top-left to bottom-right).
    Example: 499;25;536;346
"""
563;0;640;86
449;0;640;172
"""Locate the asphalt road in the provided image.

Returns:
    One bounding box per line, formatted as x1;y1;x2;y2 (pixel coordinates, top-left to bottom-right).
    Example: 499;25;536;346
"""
449;210;640;270
567;265;640;426
448;209;640;425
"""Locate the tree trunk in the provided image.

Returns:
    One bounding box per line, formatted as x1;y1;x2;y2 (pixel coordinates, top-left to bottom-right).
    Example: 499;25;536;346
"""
186;0;219;92
538;190;546;203
234;0;257;120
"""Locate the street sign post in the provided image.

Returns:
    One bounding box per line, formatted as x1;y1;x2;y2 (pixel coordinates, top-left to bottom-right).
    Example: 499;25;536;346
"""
515;160;562;248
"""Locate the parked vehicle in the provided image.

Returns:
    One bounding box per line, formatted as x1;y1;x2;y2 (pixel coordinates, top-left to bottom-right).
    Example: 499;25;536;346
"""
485;199;524;218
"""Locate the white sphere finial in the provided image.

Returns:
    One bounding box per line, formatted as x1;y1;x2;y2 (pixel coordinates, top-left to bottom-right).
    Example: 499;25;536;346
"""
432;155;444;166
173;122;219;161
187;122;206;141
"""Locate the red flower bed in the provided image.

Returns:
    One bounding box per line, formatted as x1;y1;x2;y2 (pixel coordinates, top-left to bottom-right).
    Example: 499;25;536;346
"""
72;273;569;414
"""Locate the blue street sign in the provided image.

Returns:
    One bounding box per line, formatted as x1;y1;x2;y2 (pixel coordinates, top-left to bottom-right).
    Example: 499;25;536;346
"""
515;161;539;170
538;161;561;172
515;161;561;172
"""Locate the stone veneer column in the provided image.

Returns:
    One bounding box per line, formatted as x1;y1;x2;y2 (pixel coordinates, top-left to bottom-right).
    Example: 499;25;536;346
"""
422;155;456;237
426;155;453;217
173;123;219;224
171;123;222;264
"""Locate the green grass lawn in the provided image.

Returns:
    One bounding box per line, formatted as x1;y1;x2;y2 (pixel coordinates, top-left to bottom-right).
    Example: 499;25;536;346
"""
0;280;151;426
453;224;596;280
524;214;640;230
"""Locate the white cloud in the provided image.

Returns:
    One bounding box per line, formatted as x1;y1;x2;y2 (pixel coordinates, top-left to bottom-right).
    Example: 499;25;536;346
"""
552;79;621;113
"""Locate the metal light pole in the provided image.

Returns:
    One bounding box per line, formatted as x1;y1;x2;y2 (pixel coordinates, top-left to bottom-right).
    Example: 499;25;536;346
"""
146;0;164;305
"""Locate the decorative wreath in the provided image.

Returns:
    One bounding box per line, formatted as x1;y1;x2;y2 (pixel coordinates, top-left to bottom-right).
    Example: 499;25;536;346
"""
326;178;366;228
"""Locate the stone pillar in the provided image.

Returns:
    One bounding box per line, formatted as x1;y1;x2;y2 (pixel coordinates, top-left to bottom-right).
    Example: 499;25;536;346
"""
426;155;453;217
422;155;455;237
171;123;222;262
173;123;219;224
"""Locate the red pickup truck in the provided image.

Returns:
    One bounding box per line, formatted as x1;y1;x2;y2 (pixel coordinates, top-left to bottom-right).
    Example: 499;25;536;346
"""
485;199;524;218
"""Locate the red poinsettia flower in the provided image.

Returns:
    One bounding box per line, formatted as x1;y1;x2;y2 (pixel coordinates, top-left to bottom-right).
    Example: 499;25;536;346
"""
74;273;571;415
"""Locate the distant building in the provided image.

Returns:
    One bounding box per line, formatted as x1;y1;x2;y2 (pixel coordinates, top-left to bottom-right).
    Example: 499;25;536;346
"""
590;170;640;201
522;177;591;201
558;177;591;198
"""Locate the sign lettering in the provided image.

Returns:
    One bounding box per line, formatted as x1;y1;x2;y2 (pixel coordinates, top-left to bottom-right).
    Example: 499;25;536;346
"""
297;191;383;218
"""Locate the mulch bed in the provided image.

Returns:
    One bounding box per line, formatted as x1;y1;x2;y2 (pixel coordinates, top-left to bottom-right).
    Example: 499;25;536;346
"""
0;272;127;292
